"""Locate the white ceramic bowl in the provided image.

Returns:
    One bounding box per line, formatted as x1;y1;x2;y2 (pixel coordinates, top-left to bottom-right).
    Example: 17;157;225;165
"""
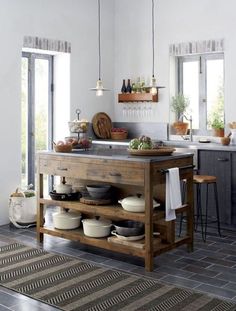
86;185;110;199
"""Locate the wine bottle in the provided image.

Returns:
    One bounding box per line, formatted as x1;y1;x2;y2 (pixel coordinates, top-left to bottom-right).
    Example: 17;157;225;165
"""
126;79;132;93
121;79;127;93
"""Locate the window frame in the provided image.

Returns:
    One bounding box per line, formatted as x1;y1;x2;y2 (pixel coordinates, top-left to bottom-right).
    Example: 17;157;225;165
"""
177;52;224;135
22;52;54;187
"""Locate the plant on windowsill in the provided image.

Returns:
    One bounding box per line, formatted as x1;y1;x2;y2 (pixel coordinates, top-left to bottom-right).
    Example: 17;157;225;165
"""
209;116;225;137
208;84;225;137
171;93;190;135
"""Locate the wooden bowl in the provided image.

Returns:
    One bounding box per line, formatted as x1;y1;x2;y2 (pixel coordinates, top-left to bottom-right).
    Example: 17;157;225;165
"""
54;144;73;153
221;137;230;146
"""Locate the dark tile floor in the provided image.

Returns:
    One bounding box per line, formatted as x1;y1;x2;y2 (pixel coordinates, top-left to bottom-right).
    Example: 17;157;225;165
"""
0;208;236;310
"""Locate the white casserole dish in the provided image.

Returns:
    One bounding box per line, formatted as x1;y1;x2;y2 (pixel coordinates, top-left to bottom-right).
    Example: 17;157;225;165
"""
82;218;112;237
118;195;160;212
52;211;81;229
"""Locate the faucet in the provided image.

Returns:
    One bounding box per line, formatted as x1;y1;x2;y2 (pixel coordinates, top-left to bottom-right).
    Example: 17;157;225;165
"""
179;114;193;142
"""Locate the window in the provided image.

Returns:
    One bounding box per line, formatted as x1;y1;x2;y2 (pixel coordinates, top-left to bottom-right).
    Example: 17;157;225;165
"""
177;53;224;133
21;52;53;189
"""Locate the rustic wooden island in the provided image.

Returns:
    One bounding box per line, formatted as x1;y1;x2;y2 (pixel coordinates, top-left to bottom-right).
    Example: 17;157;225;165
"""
37;149;194;271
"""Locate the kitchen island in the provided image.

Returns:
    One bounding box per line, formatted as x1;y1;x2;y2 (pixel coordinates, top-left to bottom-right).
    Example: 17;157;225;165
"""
37;149;194;271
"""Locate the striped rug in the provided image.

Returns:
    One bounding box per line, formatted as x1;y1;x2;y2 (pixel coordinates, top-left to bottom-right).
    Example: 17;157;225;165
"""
0;243;235;311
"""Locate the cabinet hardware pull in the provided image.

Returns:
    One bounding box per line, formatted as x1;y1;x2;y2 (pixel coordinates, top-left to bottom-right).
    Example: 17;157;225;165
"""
57;167;68;171
109;172;121;177
217;158;229;162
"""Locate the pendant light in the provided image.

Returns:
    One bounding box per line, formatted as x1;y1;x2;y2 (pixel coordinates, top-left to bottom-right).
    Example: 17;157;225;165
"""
90;0;109;96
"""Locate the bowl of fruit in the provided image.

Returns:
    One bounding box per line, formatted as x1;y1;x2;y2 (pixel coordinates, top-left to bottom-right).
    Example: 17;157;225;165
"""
110;128;128;140
53;141;73;153
77;137;92;150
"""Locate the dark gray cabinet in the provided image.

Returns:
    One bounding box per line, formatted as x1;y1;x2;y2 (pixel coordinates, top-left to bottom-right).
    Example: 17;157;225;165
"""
231;153;236;225
198;150;232;225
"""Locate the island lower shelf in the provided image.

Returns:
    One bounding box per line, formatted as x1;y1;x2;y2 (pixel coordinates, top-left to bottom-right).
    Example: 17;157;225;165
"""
40;226;191;257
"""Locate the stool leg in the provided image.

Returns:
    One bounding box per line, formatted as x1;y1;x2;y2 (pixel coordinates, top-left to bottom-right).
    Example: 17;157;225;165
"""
179;180;186;237
204;184;209;242
214;182;221;237
195;184;204;241
195;183;200;232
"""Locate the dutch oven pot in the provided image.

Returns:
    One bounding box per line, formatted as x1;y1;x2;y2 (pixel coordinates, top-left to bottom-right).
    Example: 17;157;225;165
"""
113;220;144;237
82;218;112;238
118;195;160;212
52;211;81;230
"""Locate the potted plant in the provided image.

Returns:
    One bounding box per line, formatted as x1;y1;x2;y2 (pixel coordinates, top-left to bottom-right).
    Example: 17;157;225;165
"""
171;94;190;135
209;116;225;137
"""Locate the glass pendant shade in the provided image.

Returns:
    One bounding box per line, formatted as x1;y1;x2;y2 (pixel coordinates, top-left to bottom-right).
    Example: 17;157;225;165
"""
90;79;108;96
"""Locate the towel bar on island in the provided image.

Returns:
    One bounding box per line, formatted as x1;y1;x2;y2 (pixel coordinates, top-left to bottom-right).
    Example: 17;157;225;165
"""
160;165;195;174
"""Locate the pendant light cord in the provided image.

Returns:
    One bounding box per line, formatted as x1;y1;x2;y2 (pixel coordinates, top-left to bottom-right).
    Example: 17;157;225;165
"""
152;0;155;78
98;0;101;80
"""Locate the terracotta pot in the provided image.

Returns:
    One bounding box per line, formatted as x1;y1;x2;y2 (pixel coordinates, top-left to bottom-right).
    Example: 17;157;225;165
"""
212;128;224;137
173;122;188;135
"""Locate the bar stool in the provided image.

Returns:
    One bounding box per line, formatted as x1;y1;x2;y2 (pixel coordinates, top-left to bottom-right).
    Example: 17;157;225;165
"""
194;175;221;242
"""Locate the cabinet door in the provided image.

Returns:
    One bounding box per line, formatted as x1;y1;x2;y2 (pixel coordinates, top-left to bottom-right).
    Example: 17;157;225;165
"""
231;153;236;225
198;150;231;224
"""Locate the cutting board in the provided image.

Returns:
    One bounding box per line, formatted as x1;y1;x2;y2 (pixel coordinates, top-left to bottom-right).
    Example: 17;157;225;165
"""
92;112;112;139
80;197;111;205
107;236;162;250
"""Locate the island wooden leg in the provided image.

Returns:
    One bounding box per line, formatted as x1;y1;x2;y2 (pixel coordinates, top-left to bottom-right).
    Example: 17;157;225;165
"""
37;203;44;243
37;171;44;243
144;166;154;272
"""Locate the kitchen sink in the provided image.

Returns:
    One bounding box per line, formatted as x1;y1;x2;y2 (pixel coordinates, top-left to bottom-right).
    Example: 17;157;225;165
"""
162;141;198;169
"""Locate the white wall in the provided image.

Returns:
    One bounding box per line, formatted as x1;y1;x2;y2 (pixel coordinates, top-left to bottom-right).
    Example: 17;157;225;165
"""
0;0;114;224
114;0;236;127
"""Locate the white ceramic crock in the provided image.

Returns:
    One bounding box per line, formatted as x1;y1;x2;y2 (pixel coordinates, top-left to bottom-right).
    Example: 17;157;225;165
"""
54;183;72;194
82;218;112;237
118;195;160;212
52;211;81;229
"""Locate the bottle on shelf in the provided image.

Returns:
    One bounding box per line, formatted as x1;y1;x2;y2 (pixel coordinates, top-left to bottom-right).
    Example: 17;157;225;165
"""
136;77;141;93
131;81;136;93
141;77;146;93
121;79;127;93
126;79;132;93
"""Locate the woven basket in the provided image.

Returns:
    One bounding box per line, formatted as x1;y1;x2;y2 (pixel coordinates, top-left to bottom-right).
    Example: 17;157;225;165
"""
54;144;72;153
110;131;128;140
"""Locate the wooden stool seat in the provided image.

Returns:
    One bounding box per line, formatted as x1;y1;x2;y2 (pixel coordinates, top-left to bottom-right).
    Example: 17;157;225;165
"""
193;175;217;184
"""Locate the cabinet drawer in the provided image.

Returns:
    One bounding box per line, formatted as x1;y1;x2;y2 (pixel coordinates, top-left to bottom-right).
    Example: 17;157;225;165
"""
39;159;61;174
76;163;145;186
39;159;144;186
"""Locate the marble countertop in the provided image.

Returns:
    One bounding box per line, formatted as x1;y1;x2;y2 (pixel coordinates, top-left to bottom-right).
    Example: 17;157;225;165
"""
92;139;236;152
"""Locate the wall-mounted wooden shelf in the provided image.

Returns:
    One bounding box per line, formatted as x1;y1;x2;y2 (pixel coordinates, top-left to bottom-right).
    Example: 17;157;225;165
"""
118;93;158;103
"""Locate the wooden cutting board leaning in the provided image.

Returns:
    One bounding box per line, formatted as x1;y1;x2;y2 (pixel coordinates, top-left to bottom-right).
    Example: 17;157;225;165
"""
92;112;113;139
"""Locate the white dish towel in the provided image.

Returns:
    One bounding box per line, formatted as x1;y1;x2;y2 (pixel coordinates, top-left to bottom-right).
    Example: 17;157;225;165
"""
165;167;182;221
